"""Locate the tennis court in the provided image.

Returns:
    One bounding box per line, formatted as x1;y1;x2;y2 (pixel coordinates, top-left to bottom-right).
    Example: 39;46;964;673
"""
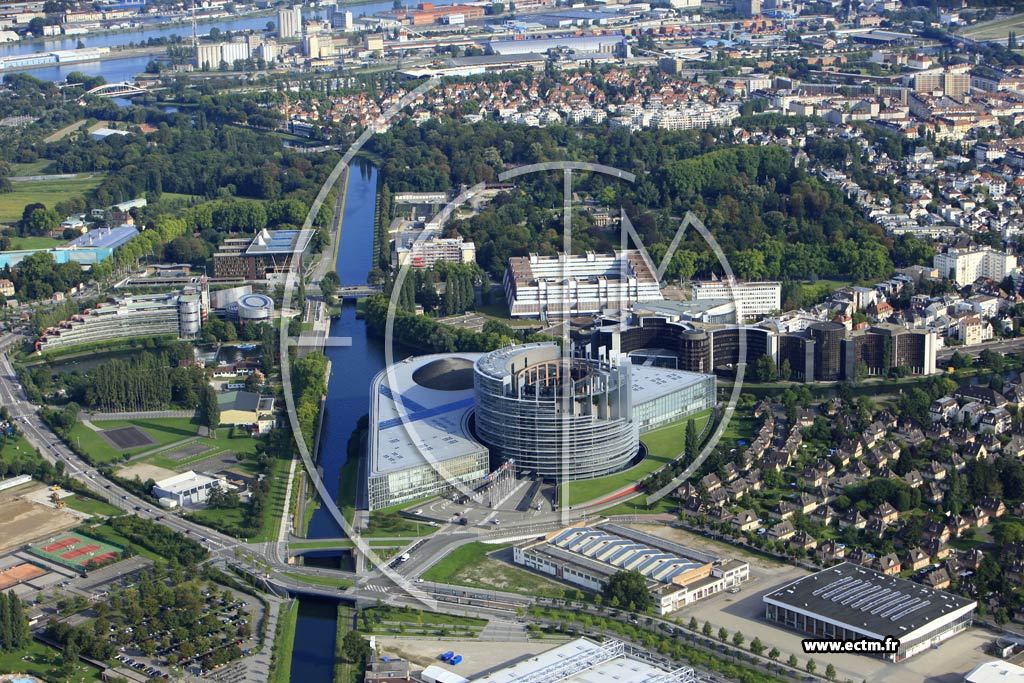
29;532;123;571
0;563;47;590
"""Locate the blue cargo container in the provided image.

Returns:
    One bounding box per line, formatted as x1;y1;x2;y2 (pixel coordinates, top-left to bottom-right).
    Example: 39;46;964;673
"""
440;652;454;662
450;655;462;665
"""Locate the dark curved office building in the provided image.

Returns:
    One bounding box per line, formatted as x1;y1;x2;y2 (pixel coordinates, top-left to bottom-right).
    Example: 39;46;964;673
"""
587;315;936;383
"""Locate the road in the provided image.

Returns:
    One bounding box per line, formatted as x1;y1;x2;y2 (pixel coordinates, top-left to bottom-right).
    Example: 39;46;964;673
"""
937;337;1024;361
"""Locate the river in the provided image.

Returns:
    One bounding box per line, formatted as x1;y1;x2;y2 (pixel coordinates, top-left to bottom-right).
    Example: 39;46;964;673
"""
0;0;459;82
290;158;409;683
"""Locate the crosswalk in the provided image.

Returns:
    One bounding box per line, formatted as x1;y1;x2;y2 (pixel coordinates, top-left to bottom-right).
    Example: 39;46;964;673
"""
364;584;390;594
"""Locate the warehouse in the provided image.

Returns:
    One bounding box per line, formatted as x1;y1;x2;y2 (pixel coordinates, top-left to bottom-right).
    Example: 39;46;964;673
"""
763;562;976;662
514;523;748;615
470;637;696;683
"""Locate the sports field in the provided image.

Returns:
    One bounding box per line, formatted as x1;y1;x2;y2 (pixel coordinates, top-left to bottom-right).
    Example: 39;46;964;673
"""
960;13;1024;41
28;532;123;571
0;563;47;590
0;173;104;224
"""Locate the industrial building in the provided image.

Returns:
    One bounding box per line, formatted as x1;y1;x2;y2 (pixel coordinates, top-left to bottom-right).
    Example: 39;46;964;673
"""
588;311;937;382
152;471;225;508
35;285;207;353
474;342;714;481
366;354;491;511
487;35;626;56
212;229;315;281
217;391;276;434
763;562;976;662
468;638;696;683
690;280;782;321
504;251;663;319
0;225;140;268
366;343;714;508
514;524;748;615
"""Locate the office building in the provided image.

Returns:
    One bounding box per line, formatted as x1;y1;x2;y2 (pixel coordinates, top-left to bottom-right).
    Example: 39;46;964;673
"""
392;234;476;269
514;523;748;615
588;313;937;382
737;0;762;17
277;5;302;38
195;41;250;69
35;286;207;353
763;562;976;662
366;343;714;507
691;280;781;321
212;228;315;281
152;471;225;508
934;247;1018;288
504;250;662;319
474;342;714;481
366;354;491;511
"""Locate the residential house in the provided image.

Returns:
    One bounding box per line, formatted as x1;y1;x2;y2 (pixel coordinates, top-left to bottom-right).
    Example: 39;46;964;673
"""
839;509;867;529
816;539;845;563
732;510;759;532
875;553;901;576
920;566;951;589
768;520;796;542
872;502;900;525
904;547;930;571
923;520;952;543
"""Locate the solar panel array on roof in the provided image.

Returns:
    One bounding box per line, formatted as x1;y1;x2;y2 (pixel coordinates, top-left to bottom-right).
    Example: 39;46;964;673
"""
550;527;704;584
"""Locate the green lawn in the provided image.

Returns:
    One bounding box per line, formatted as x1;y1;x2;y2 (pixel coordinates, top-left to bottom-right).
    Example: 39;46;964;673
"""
63;495;122;517
8;236;62;250
0;639;102;683
10;160;55;176
144;427;261;470
421;542;576;599
271;600;298;683
559;411;711;507
0;173;105;224
282;572;353;589
186;457;291;542
69;417;200;465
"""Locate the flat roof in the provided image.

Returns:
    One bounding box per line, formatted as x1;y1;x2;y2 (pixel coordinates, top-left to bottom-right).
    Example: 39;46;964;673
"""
630;365;713;406
65;225;139;249
244;229;316;256
472;638;686;683
154;470;220;494
965;661;1024;683
370;353;488;476
764;562;976;641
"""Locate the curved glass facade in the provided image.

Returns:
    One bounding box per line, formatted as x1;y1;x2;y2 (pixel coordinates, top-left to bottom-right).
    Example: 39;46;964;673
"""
474;343;639;482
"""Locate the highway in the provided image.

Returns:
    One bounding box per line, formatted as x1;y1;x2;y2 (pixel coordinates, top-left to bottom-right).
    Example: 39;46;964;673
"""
937;337;1024;361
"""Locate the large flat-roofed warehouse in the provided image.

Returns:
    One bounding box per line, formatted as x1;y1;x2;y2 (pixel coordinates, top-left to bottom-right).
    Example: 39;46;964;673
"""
763;561;976;662
366;354;490;511
514;523;748;614
470;637;696;683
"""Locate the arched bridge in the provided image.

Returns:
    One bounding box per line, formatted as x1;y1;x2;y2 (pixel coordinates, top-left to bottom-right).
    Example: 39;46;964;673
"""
85;82;151;98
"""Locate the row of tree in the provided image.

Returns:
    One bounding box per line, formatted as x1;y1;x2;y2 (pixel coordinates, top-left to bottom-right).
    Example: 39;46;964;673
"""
0;592;30;653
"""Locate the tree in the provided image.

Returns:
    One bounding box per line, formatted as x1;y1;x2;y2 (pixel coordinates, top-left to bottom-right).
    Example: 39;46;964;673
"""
702;621;713;637
688;616;698;631
718;626;728;642
685;418;698;459
768;647;780;662
787;654;798;668
806;659;816;674
199;385;220;430
825;663;837;681
603;571;651;613
732;631;744;647
750;637;764;655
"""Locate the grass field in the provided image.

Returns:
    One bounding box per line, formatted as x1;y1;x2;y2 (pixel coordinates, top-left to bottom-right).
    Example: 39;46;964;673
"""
70;417;200;465
81;522;164;563
271;600;298;683
559;411;712;507
960;13;1024;41
282;571;353;589
0;638;103;683
63;495;122;517
7;236;62;250
10;160;55;176
0;173;104;224
421;542;575;599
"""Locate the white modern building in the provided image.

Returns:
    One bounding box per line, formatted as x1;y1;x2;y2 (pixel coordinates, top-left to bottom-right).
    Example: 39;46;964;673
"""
504;251;662;319
691;280;782;322
514;523;748;615
964;661;1024;683
933;247;1018;288
764;562;976;662
35;286;208;353
470;638;696;683
152;471;225;508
